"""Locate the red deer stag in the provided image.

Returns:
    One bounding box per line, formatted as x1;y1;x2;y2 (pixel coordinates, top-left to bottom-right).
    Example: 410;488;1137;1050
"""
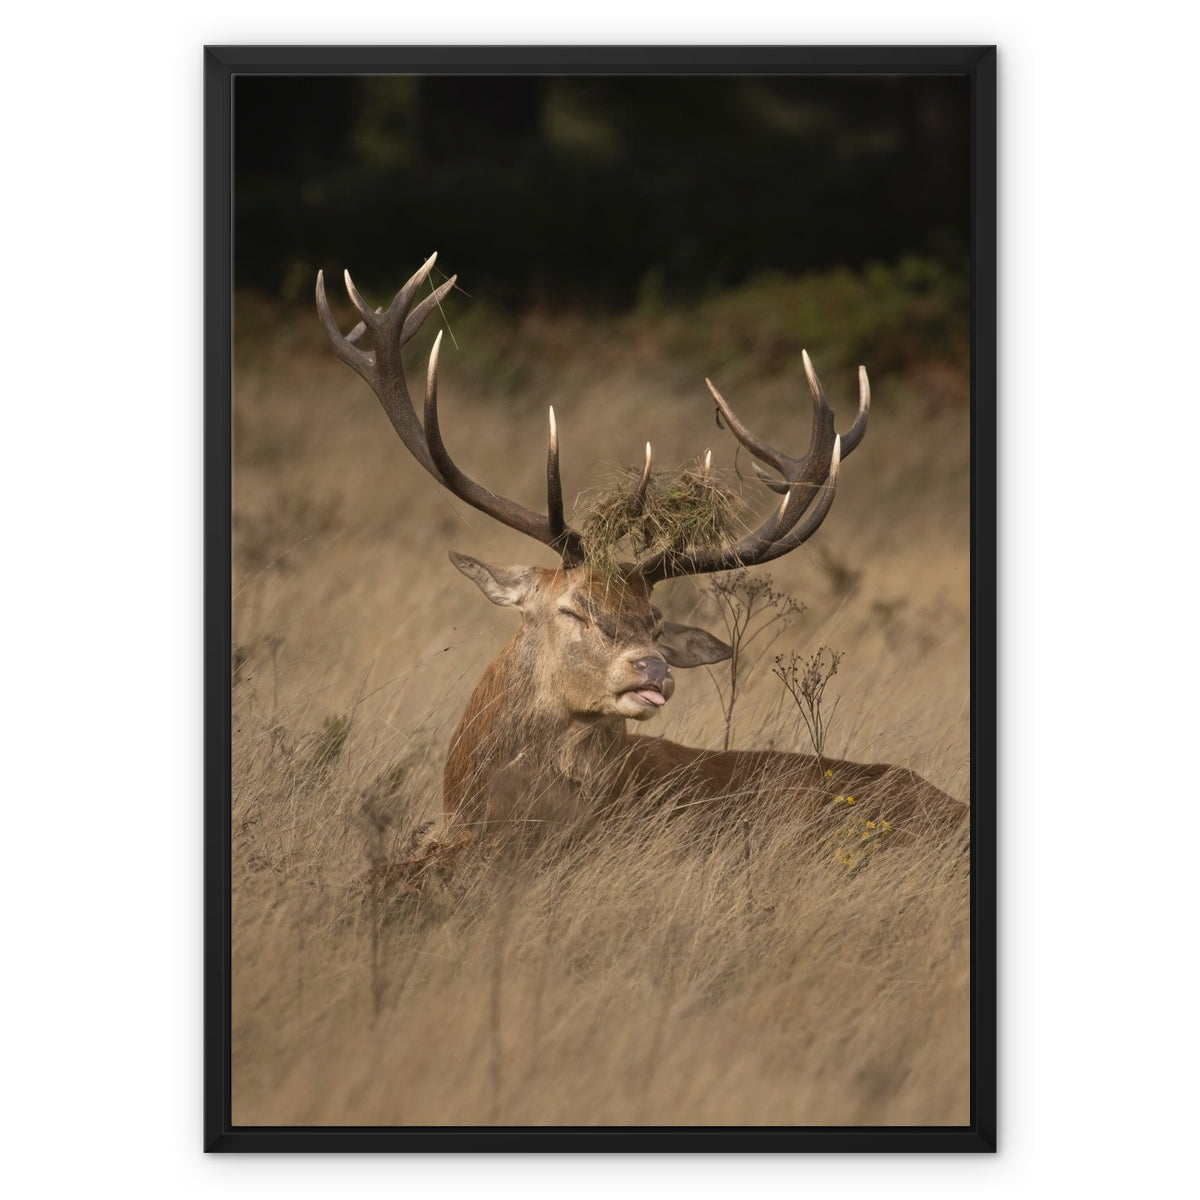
316;256;967;846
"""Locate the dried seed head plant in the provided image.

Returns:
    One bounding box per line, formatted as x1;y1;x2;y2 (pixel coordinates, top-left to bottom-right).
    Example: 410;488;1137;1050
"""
772;645;845;769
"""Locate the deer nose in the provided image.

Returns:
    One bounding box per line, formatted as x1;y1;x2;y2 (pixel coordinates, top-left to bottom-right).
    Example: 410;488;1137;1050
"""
632;656;673;692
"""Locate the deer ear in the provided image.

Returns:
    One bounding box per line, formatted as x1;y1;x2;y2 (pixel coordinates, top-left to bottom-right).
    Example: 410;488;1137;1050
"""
449;552;538;608
657;620;733;668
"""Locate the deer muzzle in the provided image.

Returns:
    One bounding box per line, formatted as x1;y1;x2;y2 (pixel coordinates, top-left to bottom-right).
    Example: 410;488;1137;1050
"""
625;656;675;707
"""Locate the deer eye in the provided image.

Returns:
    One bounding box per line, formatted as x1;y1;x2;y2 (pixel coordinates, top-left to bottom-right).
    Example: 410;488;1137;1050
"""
557;607;587;624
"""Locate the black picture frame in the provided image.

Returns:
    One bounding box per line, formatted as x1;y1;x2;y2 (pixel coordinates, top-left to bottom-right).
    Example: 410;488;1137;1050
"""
206;43;996;1153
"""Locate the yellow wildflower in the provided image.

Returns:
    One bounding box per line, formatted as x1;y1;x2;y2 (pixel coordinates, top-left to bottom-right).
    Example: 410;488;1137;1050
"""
881;819;891;831
845;796;855;805
824;769;833;778
865;820;876;830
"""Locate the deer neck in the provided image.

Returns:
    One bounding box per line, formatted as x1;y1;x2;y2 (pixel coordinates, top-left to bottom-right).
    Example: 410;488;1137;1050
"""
443;632;630;821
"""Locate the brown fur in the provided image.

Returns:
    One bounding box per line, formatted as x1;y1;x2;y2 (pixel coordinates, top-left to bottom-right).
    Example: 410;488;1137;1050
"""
444;558;966;845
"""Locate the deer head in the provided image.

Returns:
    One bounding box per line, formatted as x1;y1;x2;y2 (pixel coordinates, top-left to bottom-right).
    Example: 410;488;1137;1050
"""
315;254;869;733
447;554;733;723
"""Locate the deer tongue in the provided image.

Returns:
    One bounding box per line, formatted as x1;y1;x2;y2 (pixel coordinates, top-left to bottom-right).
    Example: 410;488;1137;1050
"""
631;688;666;707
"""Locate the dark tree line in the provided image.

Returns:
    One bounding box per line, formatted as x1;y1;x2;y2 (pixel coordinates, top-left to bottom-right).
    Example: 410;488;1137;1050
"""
234;75;969;307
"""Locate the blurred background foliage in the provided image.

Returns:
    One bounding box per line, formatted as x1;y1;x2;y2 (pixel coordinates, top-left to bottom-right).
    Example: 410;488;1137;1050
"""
234;74;970;310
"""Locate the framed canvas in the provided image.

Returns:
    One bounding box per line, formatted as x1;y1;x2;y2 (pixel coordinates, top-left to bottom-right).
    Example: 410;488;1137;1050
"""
206;44;996;1151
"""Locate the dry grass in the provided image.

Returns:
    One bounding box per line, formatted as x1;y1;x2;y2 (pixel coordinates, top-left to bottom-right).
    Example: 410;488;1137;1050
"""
231;275;971;1126
579;462;745;578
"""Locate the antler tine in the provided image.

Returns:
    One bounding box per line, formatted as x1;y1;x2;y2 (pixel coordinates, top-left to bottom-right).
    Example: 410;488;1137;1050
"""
763;350;838;534
383;251;439;322
345;316;377;346
423;336;585;562
315;269;369;371
546;406;562;538
840;365;870;458
630;442;653;514
706;379;787;475
400;277;459;349
342;266;383;328
752;463;790;495
546;407;582;561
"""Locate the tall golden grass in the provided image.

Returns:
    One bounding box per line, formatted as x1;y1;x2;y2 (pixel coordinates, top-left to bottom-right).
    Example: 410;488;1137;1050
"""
231;270;971;1126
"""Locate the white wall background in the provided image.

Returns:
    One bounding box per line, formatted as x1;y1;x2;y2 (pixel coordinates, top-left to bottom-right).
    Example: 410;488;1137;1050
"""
3;3;1194;1193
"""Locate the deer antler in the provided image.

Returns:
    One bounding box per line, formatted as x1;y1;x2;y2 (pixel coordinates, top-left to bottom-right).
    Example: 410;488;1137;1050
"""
316;256;585;565
635;354;869;583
